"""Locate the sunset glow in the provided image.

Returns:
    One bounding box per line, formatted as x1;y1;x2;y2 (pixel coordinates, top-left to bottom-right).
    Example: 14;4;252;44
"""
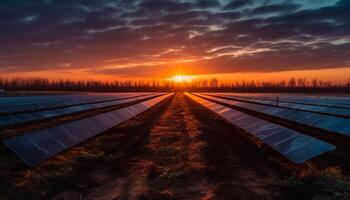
0;0;348;84
171;75;194;83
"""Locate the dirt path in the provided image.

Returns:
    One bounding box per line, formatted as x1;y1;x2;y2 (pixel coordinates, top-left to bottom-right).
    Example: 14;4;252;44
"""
1;93;283;200
80;93;282;200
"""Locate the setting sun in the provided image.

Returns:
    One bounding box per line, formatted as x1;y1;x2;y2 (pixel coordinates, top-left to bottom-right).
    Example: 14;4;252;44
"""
171;75;193;83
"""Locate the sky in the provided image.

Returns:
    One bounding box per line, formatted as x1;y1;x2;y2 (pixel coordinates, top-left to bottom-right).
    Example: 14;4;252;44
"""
0;0;350;83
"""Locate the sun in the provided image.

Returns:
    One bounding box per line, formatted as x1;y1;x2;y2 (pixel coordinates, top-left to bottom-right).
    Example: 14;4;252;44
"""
171;75;193;83
174;75;184;82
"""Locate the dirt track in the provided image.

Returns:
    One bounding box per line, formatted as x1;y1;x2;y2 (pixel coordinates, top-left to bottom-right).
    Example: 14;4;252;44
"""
0;93;284;200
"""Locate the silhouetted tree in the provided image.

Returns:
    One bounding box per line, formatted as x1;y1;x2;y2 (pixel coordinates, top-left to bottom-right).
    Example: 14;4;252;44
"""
289;78;296;88
312;79;318;88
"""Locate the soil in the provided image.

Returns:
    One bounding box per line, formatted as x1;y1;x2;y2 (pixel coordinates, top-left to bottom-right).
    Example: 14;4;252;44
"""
0;93;294;199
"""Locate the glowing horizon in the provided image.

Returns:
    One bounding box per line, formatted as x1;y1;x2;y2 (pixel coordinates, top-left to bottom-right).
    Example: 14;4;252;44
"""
1;66;349;84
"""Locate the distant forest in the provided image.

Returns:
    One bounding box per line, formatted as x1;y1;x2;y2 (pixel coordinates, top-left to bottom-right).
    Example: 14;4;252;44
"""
0;77;349;93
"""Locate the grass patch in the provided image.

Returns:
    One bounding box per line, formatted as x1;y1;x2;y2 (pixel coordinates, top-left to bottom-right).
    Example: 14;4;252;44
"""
155;147;179;158
281;167;350;200
160;168;186;180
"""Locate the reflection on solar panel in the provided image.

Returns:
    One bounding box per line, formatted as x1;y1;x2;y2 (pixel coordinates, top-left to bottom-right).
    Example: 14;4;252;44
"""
199;93;350;137
186;93;335;164
205;93;350;117
4;93;173;167
0;93;155;114
0;94;160;127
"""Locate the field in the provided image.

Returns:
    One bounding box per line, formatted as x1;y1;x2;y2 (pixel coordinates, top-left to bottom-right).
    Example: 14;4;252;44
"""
1;92;350;200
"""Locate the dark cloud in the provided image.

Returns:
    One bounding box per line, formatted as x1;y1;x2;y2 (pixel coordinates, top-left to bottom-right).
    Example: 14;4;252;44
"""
137;0;195;13
223;0;253;10
160;11;210;24
212;11;242;19
252;3;301;15
0;0;349;77
196;0;221;8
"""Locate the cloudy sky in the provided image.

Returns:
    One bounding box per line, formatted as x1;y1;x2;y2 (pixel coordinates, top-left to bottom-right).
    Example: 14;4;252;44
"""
1;0;349;81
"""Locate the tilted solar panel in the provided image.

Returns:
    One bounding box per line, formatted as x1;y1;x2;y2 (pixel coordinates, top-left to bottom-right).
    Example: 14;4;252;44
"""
0;93;160;127
206;93;350;117
0;93;154;114
198;93;350;137
278;96;350;108
186;93;335;164
208;93;350;109
3;93;173;167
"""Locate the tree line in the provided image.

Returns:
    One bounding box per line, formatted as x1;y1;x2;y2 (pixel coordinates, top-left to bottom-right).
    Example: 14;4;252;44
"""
0;77;349;93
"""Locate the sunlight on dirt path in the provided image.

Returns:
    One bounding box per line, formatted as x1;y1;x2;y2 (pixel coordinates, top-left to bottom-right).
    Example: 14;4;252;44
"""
83;93;280;200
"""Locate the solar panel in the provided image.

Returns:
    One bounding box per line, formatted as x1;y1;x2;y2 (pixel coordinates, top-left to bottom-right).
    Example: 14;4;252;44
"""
209;94;350;117
5;135;46;166
0;93;155;114
279;96;350;108
198;93;350;137
0;93;161;127
208;93;350;110
4;93;173;167
186;93;335;164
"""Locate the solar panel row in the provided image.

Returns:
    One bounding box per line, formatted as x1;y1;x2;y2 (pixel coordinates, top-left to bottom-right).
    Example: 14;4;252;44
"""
213;93;350;109
238;93;350;107
0;93;159;127
0;93;142;105
233;93;350;103
208;94;350;117
198;94;350;137
0;95;105;113
186;93;335;164
3;93;173;167
278;95;350;107
0;93;155;114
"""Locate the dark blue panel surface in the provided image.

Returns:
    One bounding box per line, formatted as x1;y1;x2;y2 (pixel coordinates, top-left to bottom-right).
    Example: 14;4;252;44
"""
3;93;173;167
187;93;336;164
